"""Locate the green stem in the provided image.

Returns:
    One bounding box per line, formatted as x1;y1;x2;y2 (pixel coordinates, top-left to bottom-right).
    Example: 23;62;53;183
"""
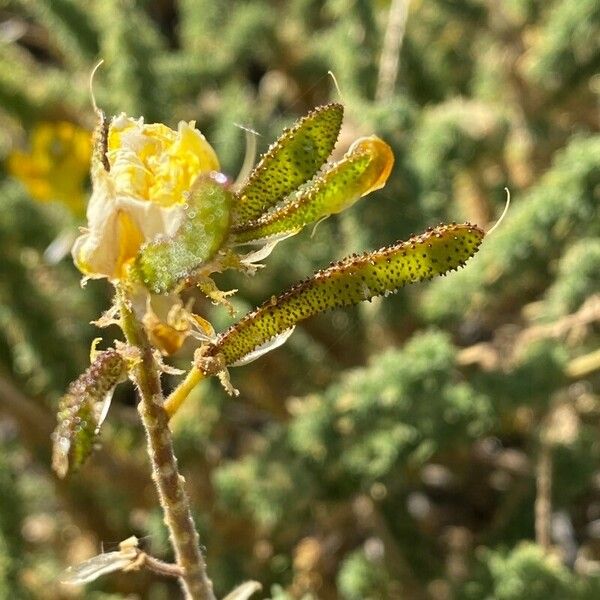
117;288;215;600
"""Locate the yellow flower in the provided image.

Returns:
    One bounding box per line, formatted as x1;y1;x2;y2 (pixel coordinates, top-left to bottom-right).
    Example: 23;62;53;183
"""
72;114;219;281
8;121;91;213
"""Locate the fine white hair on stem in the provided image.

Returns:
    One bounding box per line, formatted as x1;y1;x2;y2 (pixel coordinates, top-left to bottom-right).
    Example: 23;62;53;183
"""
89;59;104;115
233;123;260;190
487;187;511;236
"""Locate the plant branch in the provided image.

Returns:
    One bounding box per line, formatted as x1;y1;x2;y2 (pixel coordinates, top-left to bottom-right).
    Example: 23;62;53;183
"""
117;287;215;600
535;438;552;551
126;549;184;579
457;294;600;372
142;553;185;578
376;0;410;102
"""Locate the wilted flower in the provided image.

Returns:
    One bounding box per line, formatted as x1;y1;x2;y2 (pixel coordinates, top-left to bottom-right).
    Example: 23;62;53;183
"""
72;114;219;280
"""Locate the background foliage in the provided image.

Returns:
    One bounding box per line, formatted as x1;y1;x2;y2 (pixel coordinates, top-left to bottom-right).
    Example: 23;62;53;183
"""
0;0;598;598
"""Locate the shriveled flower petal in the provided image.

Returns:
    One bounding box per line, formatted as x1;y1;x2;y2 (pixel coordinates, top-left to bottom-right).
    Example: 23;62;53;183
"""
72;173;182;279
108;116;219;206
61;536;139;585
143;297;193;355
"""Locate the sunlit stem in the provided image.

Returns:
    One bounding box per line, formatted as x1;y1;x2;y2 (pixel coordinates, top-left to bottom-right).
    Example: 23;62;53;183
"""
165;365;205;418
117;286;215;600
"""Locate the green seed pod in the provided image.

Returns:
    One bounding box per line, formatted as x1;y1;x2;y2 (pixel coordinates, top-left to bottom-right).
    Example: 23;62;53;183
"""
133;172;233;294
233;136;394;243
52;349;125;478
206;223;484;368
233;103;344;224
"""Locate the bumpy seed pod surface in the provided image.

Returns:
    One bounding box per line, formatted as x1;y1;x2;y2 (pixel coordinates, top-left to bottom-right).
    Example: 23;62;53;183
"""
133;172;233;294
233;136;394;243
233;103;344;224
207;223;484;368
52;349;125;478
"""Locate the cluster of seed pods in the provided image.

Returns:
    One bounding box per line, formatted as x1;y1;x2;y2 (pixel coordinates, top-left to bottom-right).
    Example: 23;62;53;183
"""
54;104;485;474
128;103;485;370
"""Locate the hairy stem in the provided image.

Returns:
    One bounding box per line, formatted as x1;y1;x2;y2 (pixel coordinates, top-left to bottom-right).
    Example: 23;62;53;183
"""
117;288;215;600
134;551;184;578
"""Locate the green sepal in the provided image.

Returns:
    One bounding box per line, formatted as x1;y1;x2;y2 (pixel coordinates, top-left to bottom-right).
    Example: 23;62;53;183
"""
233;103;344;224
133;173;233;294
52;349;125;478
205;223;484;368
233;136;394;243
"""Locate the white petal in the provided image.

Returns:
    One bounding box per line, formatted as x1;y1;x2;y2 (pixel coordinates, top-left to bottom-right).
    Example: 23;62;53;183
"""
43;229;77;264
117;193;183;240
237;234;296;268
72;175;184;279
230;327;295;367
94;387;117;433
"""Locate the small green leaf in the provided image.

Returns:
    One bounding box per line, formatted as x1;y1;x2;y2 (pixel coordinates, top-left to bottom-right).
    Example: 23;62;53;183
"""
133;173;233;294
206;223;484;368
233;103;344;224
233;136;394;243
52;349;125;478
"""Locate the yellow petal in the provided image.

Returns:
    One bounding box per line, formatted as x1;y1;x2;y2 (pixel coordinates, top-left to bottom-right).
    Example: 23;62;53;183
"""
143;308;188;355
347;136;394;196
115;209;145;279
